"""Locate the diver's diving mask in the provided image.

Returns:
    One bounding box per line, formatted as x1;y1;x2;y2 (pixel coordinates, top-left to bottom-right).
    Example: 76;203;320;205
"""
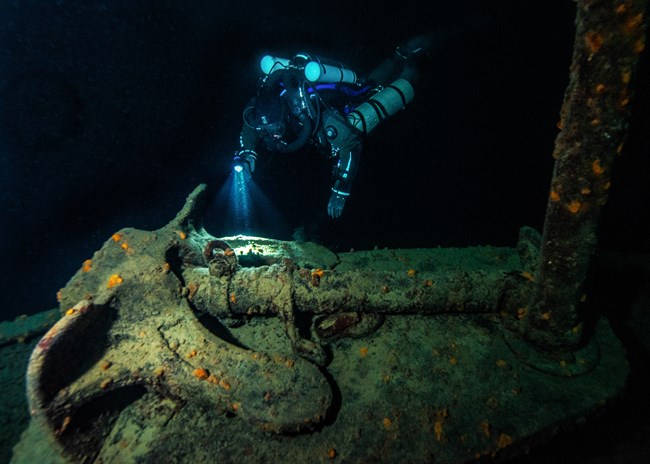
254;118;286;138
243;92;288;139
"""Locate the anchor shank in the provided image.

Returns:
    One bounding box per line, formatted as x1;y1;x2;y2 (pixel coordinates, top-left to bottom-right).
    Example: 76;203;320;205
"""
188;266;514;317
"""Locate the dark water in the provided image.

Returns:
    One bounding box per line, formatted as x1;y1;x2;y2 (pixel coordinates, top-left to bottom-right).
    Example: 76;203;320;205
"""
0;1;649;460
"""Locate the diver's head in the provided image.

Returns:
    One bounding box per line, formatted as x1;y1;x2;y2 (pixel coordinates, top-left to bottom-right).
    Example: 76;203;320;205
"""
243;91;287;139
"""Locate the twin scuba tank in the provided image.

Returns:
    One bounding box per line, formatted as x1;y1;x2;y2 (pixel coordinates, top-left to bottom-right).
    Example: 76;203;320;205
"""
260;53;414;135
261;53;359;85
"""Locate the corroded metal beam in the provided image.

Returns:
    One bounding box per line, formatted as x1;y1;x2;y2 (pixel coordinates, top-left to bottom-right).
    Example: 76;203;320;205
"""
187;266;515;318
525;0;647;351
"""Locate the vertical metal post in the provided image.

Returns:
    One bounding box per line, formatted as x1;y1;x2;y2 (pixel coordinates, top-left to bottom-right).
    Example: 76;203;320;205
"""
525;0;646;352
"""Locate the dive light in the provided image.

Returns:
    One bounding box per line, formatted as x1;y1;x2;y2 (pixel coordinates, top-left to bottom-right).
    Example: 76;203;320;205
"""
232;155;244;173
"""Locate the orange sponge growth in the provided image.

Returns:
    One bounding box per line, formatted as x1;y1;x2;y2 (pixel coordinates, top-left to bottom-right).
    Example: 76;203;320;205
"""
107;274;124;288
192;368;209;380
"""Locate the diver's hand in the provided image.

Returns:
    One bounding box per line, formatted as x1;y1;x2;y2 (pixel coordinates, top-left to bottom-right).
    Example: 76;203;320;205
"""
327;191;347;219
245;156;256;173
241;159;253;177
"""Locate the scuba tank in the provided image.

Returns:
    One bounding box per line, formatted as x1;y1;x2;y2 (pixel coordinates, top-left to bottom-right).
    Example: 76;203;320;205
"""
260;54;358;84
258;54;414;136
304;60;358;84
346;78;415;135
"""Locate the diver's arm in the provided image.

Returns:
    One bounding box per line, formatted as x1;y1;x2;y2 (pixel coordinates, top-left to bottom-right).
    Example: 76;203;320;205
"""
235;123;259;173
328;140;361;218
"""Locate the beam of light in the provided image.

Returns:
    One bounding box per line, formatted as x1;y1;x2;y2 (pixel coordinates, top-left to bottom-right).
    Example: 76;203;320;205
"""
246;181;289;238
206;168;288;239
230;169;251;231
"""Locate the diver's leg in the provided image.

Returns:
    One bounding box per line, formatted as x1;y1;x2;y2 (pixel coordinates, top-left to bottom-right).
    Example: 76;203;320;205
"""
368;33;434;87
367;55;401;87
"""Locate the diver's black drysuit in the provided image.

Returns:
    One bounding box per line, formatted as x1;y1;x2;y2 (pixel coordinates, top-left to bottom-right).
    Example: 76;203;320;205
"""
235;34;432;218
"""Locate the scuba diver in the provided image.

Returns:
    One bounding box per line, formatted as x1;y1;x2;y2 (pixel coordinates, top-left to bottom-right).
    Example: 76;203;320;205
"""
232;34;433;218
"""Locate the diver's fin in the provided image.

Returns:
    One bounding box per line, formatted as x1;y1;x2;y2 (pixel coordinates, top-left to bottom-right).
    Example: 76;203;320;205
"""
395;32;436;60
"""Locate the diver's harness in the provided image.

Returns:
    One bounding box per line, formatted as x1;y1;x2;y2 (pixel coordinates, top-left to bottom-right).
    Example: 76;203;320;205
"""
243;53;374;156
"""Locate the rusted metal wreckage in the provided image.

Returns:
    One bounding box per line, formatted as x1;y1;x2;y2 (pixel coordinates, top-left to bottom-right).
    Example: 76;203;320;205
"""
13;1;646;462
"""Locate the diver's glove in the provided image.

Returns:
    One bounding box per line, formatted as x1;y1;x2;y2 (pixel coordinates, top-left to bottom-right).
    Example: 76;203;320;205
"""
327;190;348;219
